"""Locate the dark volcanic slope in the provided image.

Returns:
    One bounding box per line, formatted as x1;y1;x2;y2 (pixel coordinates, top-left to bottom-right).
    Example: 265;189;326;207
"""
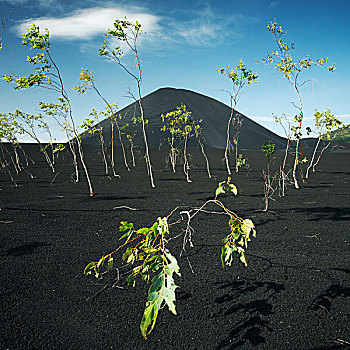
81;87;289;150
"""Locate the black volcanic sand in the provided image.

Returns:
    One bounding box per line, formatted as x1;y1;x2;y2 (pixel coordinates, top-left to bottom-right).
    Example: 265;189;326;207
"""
0;144;349;350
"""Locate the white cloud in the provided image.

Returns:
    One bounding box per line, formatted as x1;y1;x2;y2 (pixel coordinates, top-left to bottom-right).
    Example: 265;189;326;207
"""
15;7;161;41
165;5;246;47
13;3;251;53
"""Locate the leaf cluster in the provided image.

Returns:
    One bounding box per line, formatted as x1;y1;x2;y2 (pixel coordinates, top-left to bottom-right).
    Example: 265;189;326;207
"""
221;218;256;268
262;19;335;83
217;60;258;102
261;141;275;156
161;103;202;142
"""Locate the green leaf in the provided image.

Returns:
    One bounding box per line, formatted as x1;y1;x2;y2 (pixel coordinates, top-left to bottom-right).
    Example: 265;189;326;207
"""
126;273;136;287
84;262;96;275
227;184;238;195
137;227;150;235
164;250;181;277
143;247;159;254
215;186;225;197
107;256;113;269
220;246;226;268
140;297;161;339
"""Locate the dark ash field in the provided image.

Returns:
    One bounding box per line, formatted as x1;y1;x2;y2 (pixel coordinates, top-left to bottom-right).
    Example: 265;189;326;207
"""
0;144;349;350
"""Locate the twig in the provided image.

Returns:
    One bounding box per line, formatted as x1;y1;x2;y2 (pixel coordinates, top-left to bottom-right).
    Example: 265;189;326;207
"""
50;170;62;184
335;338;350;346
113;206;139;211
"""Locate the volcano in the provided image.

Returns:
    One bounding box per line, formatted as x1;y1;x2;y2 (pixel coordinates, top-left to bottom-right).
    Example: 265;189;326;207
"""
81;87;289;150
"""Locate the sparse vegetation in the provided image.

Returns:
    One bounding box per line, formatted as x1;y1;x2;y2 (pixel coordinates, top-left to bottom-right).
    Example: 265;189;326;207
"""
305;109;343;178
99;17;155;187
0;14;348;347
262;19;335;189
3;25;94;196
217;61;258;176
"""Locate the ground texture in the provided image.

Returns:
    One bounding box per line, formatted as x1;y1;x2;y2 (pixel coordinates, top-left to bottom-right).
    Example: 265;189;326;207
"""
0;145;349;350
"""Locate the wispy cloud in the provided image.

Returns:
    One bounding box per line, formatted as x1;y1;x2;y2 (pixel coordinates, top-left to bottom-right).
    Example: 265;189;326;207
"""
269;2;279;8
15;7;161;40
164;5;247;47
13;2;251;54
5;0;59;9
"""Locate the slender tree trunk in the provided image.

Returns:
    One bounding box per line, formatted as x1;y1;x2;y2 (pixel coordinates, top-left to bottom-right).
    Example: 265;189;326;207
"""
305;136;321;179
112;118;130;172
183;133;192;183
1;144;18;186
170;133;176;172
98;131;109;175
280;137;290;196
197;136;211;178
136;80;155;187
224;107;235;176
110;121;120;177
234;123;239;172
130;140;136;167
12;146;21;174
292;139;300;189
76;140;94;196
292;84;303;189
92;86;129;172
312;140;331;172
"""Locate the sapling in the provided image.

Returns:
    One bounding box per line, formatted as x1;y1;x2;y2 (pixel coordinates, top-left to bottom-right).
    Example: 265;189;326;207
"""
0;113;34;181
232;112;243;173
217;61;258;175
262;19;335;189
305;109;342;178
7;109;56;172
39;99;79;180
120;117;138;167
0;114;21;184
84;178;256;339
261;141;275;211
273;114;294;196
161;104;210;181
4;25;94;196
193;123;212;178
74;68;129;172
99;18;155;187
160;109;181;173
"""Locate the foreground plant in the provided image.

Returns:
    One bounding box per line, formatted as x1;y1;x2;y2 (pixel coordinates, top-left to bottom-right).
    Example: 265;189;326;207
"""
84;178;256;339
217;61;258;175
100;18;155;187
4;25;94;196
262;19;335;189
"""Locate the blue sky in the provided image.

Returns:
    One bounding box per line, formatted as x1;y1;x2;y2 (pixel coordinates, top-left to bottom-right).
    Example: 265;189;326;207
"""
0;0;349;142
